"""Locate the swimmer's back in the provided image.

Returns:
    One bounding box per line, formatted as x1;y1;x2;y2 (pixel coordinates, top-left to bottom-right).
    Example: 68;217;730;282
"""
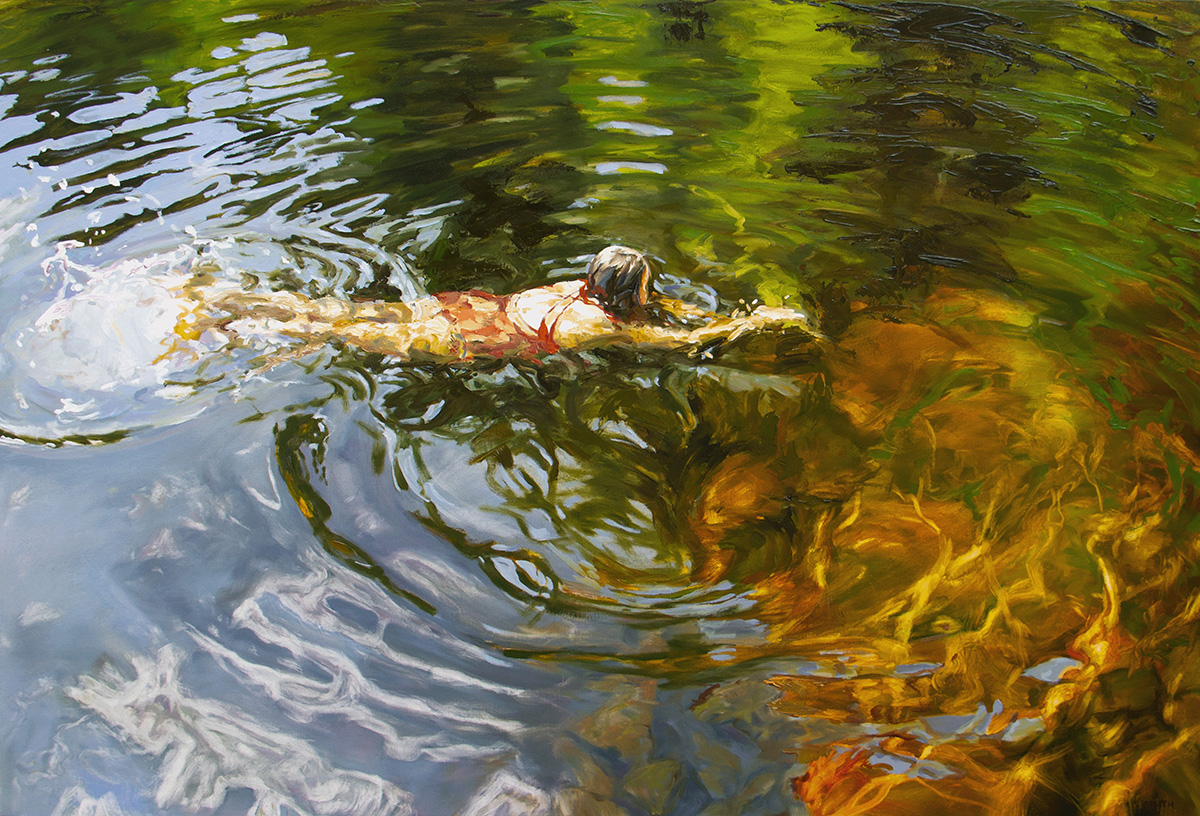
431;281;617;357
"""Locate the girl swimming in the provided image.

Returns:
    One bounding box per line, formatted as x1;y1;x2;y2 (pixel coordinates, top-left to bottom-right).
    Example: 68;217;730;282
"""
186;246;820;362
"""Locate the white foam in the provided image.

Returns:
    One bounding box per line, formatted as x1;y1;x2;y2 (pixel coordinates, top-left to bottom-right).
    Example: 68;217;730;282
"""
25;243;216;388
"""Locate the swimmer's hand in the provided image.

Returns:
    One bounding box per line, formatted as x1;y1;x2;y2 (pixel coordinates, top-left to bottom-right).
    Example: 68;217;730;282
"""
721;305;821;343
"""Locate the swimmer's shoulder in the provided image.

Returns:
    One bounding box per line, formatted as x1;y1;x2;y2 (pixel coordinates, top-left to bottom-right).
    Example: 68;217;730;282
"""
507;280;586;314
507;280;616;347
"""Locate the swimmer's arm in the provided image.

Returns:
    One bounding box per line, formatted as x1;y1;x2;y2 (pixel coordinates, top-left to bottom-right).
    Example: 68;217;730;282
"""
591;305;823;352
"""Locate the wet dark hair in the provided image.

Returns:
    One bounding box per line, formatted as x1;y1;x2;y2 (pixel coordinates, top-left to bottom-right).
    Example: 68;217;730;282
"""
585;246;653;319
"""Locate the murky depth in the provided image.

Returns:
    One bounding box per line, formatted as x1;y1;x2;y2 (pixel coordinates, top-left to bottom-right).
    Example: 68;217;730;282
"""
2;2;1199;814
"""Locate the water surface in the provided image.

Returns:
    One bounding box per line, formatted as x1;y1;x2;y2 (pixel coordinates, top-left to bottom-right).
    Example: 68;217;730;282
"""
1;1;1199;814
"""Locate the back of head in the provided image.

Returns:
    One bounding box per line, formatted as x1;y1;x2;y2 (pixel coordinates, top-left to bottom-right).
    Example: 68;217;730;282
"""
586;246;652;319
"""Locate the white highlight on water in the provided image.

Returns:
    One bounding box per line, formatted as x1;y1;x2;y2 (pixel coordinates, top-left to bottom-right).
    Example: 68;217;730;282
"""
598;76;648;88
50;786;129;816
597;94;645;106
63;545;549;813
68;645;416;815
459;771;553;816
595;120;673;137
18;600;61;626
594;161;668;175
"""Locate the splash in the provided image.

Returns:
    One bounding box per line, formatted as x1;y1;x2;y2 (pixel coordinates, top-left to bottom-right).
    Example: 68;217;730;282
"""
0;242;273;442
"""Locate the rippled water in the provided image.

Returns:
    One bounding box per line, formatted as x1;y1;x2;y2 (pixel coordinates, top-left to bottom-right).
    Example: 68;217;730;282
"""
2;1;1199;814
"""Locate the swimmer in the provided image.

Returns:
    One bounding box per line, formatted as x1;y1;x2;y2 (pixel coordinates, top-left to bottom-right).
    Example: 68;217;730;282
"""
183;246;820;362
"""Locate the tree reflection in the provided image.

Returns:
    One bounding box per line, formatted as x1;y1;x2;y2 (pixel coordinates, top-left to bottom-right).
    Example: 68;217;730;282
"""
766;0;1168;317
272;341;864;646
376;346;862;623
275;411;438;615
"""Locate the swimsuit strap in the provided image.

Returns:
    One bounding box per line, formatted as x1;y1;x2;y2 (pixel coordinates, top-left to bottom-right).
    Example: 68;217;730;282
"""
537;285;600;351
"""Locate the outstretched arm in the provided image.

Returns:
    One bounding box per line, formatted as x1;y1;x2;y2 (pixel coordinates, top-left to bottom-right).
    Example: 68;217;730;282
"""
589;304;823;353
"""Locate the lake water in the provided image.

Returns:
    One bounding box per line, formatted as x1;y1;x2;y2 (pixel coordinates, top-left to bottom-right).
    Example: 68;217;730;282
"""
2;1;1199;814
